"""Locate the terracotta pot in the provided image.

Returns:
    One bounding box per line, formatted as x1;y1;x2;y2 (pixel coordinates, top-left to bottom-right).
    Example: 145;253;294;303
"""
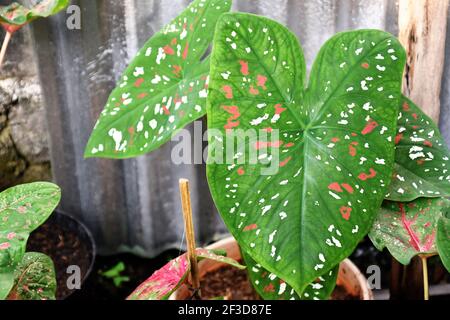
171;236;373;300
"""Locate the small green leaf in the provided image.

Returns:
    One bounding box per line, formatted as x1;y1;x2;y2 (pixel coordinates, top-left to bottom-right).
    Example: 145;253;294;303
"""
207;12;405;294
386;96;450;201
8;252;57;300
0;182;61;233
437;215;450;273
0;0;69;33
85;0;232;159
242;251;337;300
196;248;246;269
369;198;450;265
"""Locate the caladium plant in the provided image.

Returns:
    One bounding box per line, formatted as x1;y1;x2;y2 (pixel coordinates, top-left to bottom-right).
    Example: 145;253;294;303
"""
0;0;69;68
127;248;245;300
0;182;61;300
85;0;450;300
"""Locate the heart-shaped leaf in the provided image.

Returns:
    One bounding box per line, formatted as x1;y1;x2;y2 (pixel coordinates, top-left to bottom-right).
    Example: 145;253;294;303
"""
85;0;232;159
0;230;27;299
437;214;450;273
0;0;69;33
206;13;405;293
369;198;450;265
242;250;338;300
7;252;56;300
386;97;450;201
0;182;61;233
127;248;244;300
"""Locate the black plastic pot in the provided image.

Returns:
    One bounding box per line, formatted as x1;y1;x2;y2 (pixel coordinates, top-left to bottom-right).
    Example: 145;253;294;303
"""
27;210;96;300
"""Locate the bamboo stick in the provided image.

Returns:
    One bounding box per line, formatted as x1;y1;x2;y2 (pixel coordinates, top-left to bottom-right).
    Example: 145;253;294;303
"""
179;178;201;298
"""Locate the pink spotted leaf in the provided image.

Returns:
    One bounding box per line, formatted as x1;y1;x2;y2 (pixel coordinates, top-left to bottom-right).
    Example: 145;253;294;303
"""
242;250;338;300
207;13;405;294
0;0;69;33
386;96;450;201
0;231;28;300
7;252;57;300
369;198;450;265
0;182;61;234
85;0;232;159
127;248;244;300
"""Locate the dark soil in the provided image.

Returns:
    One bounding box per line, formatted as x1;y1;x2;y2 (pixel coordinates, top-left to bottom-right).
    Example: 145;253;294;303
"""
27;219;92;299
68;250;181;300
200;265;260;300
199;264;358;300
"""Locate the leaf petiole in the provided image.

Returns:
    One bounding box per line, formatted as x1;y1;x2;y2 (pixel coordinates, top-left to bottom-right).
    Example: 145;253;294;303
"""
0;31;12;69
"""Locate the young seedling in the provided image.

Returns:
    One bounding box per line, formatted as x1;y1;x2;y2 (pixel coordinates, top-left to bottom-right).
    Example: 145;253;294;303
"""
0;182;61;300
100;262;130;288
0;0;69;68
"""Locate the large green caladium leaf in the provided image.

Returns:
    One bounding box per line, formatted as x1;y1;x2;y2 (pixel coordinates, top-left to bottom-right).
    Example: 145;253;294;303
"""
386;97;450;201
0;0;69;33
7;252;56;300
369;198;450;265
127;248;245;300
437;213;450;273
85;0;231;159
242;251;337;300
207;13;405;294
0;182;61;233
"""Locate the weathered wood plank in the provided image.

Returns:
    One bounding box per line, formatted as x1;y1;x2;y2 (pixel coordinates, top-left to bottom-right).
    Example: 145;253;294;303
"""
399;0;449;123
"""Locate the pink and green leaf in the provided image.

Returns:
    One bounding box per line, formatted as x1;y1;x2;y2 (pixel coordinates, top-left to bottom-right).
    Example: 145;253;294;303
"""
196;248;245;269
0;0;69;33
0;182;61;234
242;250;337;300
85;0;232;159
437;213;450;273
369;198;450;265
127;248;244;300
386;96;450;201
207;12;405;294
7;252;57;300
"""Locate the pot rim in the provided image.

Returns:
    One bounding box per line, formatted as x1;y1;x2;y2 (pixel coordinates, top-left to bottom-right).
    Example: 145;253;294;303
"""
170;236;373;300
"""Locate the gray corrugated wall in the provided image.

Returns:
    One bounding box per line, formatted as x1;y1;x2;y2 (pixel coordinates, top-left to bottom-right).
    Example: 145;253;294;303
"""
29;0;450;257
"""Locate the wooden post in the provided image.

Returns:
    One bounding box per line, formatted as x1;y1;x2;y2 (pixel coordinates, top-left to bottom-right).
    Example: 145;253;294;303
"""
393;0;449;300
179;178;201;298
398;0;449;123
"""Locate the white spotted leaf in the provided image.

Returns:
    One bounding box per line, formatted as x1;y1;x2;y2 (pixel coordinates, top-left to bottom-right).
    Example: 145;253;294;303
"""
369;198;450;265
0;182;61;233
386;97;450;201
85;0;231;159
127;248;244;300
7;252;57;300
207;13;405;294
242;250;338;300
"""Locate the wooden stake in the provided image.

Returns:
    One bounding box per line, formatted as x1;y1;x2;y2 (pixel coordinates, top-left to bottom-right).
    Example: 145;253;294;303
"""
179;178;201;298
398;0;449;123
0;32;12;70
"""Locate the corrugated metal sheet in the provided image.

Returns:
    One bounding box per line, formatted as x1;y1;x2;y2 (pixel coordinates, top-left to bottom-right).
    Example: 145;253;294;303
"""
30;0;450;257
